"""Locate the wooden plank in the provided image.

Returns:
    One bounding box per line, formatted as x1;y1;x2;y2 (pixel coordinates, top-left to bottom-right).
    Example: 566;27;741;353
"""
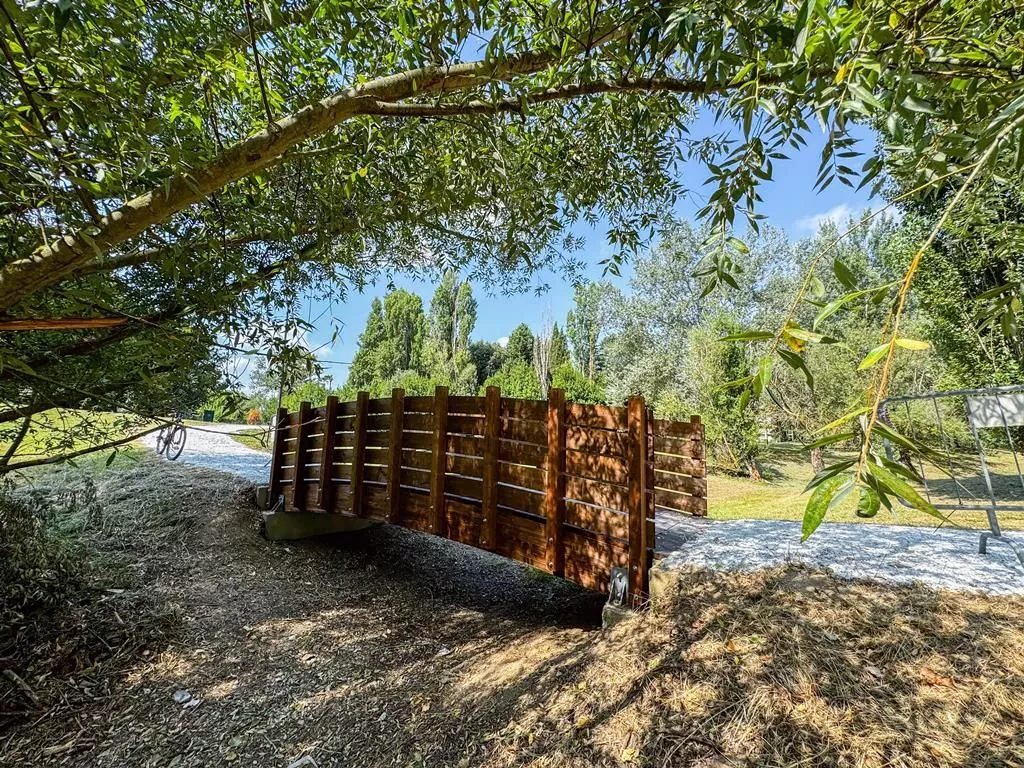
653;469;707;497
652;432;705;458
351;391;368;516
494;509;547;570
564;449;629;486
496;483;544;516
429;386;449;535
447;453;483;478
497;461;545;491
563;528;630;593
387;388;404;523
398;488;431;531
363;446;390;465
365;430;390;448
404;395;433;412
565;425;629;458
366;397;392;414
565;402;627;431
401;448;432;470
500;398;546;420
627;395;649;597
564;474;629;511
445;473;482;501
330;482;354;515
449;413;485;436
400;466;431;490
446;497;483;546
654;489;708;516
364;484;389;519
332;431;357;449
498;439;546;467
365;413;394;431
317;397;339;512
481;386;499;551
544;388;566;575
653;415;704;440
564;501;629;540
501;416;546;445
292;401;312;511
653;453;707;478
448;434;483;457
403;412;433;432
337;400;357;417
448;395;486;414
268;407;289;503
364;464;388;484
403;431;432;451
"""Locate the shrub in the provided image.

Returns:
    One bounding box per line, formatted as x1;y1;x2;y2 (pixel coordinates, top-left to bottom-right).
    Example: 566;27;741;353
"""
0;479;96;626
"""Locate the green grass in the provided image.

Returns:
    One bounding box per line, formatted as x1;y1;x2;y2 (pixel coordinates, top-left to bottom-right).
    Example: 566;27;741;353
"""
1;409;157;465
229;428;271;453
710;445;1024;530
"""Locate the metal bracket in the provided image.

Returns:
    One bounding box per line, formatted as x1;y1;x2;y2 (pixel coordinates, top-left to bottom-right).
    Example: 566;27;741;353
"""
979;531;1024;567
607;566;629;608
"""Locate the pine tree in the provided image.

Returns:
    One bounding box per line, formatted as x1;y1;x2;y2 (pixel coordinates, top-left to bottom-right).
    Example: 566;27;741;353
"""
505;323;534;365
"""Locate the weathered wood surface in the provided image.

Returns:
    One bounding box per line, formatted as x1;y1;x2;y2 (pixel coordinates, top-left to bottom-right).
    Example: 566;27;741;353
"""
269;389;706;597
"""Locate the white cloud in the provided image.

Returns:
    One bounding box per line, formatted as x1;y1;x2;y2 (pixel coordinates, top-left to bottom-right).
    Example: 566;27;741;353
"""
796;203;854;232
496;336;509;347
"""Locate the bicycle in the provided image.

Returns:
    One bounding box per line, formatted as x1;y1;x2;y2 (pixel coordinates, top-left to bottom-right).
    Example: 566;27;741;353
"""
156;413;187;460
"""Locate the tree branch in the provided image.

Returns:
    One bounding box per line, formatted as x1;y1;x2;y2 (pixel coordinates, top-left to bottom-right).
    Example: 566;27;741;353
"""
0;423;163;473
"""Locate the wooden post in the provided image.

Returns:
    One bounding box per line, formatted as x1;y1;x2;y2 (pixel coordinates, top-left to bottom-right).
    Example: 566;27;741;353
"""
544;388;566;576
627;395;650;598
317;396;339;512
429;385;449;536
480;386;500;550
352;391;368;516
387;388;405;523
293;401;312;511
268;406;288;504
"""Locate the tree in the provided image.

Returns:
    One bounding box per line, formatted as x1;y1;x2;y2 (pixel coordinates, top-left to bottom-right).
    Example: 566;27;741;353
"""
4;0;1024;474
550;323;570;371
533;321;554;398
346;299;387;389
504;324;535;366
551;362;606;404
424;271;477;393
566;282;616;381
380;290;427;377
469;341;505;390
480;360;542;400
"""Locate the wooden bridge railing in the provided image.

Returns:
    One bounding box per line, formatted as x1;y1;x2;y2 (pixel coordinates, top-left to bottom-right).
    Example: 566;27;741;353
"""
268;386;706;598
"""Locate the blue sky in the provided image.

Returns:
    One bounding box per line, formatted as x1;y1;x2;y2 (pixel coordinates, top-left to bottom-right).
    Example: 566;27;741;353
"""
298;111;878;384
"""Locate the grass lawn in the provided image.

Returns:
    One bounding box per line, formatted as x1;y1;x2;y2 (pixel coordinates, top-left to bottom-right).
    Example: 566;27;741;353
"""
229;427;272;453
0;409;157;465
709;443;1024;530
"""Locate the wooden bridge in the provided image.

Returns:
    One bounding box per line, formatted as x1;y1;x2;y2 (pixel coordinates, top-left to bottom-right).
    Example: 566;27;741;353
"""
268;387;706;600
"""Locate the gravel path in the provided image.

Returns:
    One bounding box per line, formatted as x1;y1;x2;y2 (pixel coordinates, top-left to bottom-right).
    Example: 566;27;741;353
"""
655;512;1024;596
139;423;270;484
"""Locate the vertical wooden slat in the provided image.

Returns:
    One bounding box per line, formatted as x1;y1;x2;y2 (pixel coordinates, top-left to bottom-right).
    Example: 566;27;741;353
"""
480;385;500;549
544;388;566;575
268;406;288;503
317;396;339;512
352;391;369;516
627;395;650;597
387;388;405;523
429;386;449;536
293;400;312;511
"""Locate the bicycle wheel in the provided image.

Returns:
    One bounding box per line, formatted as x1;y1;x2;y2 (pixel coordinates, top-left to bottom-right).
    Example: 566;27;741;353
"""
156;426;170;456
165;424;187;460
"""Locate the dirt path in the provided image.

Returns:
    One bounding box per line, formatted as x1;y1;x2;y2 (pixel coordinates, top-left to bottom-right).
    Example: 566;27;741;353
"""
2;460;605;767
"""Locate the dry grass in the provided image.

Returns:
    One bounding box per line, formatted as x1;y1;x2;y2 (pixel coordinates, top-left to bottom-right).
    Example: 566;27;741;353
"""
3;458;1023;767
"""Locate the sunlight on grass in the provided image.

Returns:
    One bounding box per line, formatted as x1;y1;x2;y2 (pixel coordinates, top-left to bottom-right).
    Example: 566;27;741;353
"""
0;409;158;464
709;447;1024;531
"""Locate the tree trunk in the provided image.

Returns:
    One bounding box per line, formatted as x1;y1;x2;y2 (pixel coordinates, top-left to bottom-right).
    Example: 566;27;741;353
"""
810;446;825;474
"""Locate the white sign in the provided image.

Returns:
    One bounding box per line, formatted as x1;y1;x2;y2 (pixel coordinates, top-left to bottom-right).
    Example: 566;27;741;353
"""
966;394;1024;429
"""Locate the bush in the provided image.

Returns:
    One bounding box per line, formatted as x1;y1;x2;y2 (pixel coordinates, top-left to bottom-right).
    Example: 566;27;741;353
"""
0;479;96;626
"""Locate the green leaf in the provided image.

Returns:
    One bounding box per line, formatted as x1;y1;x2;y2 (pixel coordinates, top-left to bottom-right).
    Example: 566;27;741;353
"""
833;259;857;289
865;462;946;522
802;473;852;540
779;348;814;389
894;337;930;351
803;431;855;450
856;485;880;518
857;343;890;370
720;330;773;342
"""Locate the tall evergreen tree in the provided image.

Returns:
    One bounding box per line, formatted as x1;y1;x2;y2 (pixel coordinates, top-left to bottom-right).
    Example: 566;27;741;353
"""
381;290;427;376
425;271;478;393
505;323;535;366
566;282;615;381
346;298;387;389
